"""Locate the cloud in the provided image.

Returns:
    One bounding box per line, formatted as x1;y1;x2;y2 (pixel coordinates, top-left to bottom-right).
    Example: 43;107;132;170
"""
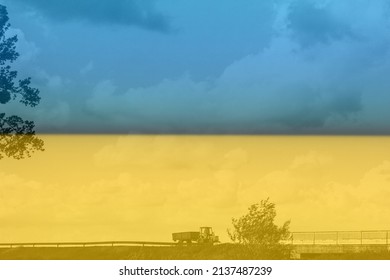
7;0;390;134
84;35;365;133
0;68;72;131
94;135;221;168
2;137;390;240
12;0;170;31
83;0;390;134
80;61;94;76
7;27;40;61
287;0;355;47
237;153;390;230
0;165;238;241
239;151;334;206
0;172;54;225
85;78;216;133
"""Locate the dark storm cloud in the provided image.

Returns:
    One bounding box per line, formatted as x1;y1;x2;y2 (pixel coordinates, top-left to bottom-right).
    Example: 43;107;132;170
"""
13;0;170;31
287;0;354;47
271;91;363;130
5;0;390;134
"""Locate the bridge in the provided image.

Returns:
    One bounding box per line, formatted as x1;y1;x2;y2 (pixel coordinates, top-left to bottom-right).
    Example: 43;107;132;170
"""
288;230;390;258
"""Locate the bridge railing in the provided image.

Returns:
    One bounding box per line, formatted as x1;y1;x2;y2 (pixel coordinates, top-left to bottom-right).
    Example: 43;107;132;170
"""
289;230;390;245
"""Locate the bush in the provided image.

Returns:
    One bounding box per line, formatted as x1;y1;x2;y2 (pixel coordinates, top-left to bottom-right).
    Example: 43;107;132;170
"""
228;198;292;259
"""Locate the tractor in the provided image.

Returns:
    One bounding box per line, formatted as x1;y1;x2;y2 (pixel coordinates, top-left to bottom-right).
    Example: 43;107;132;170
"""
172;227;219;245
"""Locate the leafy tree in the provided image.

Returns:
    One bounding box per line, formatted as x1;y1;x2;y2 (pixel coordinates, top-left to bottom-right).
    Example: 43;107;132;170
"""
0;4;44;159
228;198;291;259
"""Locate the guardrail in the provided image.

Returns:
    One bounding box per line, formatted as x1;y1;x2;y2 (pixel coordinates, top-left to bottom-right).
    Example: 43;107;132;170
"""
289;230;390;245
0;241;177;248
1;230;390;248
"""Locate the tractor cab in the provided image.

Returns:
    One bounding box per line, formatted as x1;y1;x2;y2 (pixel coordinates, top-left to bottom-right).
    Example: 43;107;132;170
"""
199;227;219;244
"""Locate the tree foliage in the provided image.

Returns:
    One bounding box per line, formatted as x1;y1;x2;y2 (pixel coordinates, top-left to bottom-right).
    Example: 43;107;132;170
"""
0;4;44;159
228;198;291;259
228;198;291;244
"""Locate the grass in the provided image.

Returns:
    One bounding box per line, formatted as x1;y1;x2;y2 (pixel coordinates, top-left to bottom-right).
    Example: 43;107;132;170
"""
0;244;289;260
2;244;389;260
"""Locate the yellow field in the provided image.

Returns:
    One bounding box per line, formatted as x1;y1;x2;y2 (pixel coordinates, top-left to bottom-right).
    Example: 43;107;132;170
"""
1;135;390;244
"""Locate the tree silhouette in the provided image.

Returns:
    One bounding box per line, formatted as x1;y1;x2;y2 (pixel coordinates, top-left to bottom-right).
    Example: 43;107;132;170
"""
228;198;291;259
0;4;44;159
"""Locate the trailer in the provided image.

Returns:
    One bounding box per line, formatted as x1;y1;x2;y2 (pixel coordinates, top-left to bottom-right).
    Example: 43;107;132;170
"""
172;232;200;244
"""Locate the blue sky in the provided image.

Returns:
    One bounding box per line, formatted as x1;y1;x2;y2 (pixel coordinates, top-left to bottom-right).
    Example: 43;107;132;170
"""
2;0;390;134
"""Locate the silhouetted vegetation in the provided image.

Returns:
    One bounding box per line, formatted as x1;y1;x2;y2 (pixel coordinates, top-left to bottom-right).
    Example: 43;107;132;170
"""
0;244;291;260
228;198;292;259
2;245;390;260
0;4;44;159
